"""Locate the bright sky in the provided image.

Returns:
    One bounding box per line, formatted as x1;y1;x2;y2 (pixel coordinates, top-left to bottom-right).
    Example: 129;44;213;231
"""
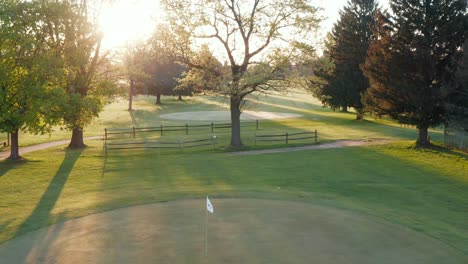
99;0;161;50
99;0;389;52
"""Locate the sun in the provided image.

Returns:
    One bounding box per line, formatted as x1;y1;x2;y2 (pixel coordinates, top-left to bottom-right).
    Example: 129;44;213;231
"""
99;0;161;50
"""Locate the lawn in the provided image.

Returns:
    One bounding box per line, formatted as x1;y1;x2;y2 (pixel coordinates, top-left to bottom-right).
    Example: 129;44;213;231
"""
0;90;466;261
1;90;444;148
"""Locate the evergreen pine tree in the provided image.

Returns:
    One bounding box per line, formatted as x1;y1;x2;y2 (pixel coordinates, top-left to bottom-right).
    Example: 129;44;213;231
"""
315;0;378;119
362;1;467;147
446;39;468;132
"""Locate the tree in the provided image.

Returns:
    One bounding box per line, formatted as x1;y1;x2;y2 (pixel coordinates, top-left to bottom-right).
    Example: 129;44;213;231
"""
123;43;149;111
362;1;467;147
44;0;117;148
162;0;320;147
445;39;468;132
135;24;188;104
311;0;378;119
0;0;66;160
176;44;226;95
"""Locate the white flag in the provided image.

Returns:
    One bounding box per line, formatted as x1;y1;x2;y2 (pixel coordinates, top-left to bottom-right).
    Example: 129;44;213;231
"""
206;196;214;213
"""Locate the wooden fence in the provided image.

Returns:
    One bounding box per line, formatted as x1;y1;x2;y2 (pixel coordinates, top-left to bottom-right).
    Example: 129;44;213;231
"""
105;136;218;157
104;120;259;141
0;133;10;147
254;130;318;145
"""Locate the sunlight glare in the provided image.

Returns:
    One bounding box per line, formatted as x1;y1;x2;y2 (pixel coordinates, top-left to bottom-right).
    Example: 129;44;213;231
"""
99;0;160;50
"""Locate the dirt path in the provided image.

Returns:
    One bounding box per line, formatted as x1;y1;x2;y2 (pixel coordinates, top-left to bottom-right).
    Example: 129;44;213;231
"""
227;139;391;156
0;136;102;159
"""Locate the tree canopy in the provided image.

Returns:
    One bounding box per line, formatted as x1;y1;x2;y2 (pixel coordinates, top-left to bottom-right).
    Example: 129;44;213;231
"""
0;0;67;159
162;0;321;147
362;1;467;146
176;44;226;96
310;0;378;119
48;0;118;148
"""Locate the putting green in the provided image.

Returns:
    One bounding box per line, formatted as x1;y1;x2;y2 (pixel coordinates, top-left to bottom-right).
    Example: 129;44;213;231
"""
0;199;464;264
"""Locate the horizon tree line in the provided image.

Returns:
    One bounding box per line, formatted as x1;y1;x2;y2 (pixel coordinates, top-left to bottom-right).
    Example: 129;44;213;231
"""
309;0;467;147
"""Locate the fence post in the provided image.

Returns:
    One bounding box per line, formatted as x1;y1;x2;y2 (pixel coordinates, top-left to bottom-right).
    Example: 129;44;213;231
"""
315;129;318;144
132;126;136;138
211;122;214;133
186;123;188;135
256;120;259;130
105;142;108;159
212;135;217;149
160;124;163;136
286;132;288;144
104;128;108;143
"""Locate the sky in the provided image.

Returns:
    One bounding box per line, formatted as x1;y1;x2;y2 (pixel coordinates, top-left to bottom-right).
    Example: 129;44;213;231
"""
100;0;389;52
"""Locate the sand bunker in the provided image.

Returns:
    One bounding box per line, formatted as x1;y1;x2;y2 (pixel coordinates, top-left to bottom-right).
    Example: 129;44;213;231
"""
160;111;302;121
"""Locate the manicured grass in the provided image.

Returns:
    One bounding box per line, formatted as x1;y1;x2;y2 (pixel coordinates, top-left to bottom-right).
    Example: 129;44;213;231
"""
4;90;443;147
0;199;463;263
0;90;466;260
0;140;466;257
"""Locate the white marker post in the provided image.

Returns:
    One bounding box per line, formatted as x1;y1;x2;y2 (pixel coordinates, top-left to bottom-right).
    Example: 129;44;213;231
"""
206;196;214;256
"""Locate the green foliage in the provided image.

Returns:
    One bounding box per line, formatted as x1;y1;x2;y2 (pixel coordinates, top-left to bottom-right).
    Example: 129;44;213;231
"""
446;39;468;132
362;1;467;144
176;44;226;94
310;0;378;117
122;42;150;98
0;0;66;135
43;0;119;133
127;24;188;101
162;0;321;146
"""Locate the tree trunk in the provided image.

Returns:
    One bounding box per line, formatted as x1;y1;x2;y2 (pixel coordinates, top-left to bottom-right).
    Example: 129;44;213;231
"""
356;109;364;120
230;96;243;147
128;80;134;111
178;94;182;101
416;127;431;147
7;129;21;160
341;106;348;112
156;93;161;105
69;127;86;149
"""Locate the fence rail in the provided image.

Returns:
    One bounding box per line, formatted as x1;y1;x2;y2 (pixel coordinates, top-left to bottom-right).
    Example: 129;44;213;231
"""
255;130;318;145
104;120;259;141
105;136;218;157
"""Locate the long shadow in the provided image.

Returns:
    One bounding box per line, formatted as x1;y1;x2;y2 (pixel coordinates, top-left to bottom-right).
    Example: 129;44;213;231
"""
417;143;468;159
129;110;139;127
12;148;83;262
0;159;40;178
246;98;422;141
0;160;16;178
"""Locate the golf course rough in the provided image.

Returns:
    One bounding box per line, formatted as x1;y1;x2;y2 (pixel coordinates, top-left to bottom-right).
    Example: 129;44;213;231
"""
0;199;464;264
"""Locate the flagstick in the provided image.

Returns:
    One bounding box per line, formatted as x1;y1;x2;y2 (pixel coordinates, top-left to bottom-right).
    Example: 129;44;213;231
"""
205;204;208;256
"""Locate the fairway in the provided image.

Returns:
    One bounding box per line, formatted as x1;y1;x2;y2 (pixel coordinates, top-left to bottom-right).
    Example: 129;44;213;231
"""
1;92;467;262
1;0;467;263
0;199;464;264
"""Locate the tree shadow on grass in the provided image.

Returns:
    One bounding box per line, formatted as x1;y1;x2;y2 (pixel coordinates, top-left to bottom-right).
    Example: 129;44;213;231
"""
410;143;468;160
129;110;139;127
0;159;42;178
12;149;83;263
0;160;20;178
